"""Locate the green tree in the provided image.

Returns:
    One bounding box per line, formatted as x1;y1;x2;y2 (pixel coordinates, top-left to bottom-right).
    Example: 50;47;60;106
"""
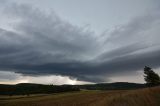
144;66;160;86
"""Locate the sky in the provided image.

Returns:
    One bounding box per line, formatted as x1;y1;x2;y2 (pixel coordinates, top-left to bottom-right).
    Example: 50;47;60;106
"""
0;0;160;85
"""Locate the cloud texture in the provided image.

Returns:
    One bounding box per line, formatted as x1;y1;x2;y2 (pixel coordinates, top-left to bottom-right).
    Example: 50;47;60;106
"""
0;1;160;82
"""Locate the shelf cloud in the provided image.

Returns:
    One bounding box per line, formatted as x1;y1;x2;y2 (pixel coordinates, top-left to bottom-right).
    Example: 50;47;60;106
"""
0;1;160;83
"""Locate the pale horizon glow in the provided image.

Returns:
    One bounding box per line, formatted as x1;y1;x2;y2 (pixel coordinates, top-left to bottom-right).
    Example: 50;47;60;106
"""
0;70;150;85
0;71;94;85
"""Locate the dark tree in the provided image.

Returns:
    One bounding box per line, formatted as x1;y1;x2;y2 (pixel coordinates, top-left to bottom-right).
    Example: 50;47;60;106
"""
144;66;160;86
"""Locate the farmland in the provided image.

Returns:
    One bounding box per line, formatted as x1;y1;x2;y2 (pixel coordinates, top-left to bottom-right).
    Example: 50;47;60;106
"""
0;86;160;106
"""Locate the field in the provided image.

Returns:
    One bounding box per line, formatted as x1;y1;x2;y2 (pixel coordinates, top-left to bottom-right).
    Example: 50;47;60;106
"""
0;86;160;106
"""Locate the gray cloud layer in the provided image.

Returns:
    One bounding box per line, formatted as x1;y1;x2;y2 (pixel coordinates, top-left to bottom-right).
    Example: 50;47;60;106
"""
0;2;160;82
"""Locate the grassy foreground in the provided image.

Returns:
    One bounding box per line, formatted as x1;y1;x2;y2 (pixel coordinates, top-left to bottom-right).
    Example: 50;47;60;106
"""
0;86;160;106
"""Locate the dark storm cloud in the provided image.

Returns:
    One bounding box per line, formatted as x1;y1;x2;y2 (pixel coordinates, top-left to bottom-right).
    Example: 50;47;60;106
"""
0;2;160;82
1;2;101;63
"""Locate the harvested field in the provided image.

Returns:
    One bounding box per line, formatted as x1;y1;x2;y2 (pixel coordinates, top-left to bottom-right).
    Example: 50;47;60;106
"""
0;86;160;106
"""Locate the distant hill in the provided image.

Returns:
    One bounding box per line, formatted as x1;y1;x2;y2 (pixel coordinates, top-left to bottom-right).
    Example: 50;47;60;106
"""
76;82;145;90
0;83;80;95
0;82;145;95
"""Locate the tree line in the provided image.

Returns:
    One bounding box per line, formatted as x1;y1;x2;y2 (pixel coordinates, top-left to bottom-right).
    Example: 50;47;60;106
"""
144;66;160;86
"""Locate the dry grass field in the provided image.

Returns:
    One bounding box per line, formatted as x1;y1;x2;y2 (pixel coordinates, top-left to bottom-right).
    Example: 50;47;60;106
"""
0;86;160;106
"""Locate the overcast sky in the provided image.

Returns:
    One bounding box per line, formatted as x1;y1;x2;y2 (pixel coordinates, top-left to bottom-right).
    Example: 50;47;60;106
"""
0;0;160;84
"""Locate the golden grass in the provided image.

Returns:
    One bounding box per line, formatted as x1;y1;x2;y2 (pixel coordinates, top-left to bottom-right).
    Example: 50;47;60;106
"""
107;86;160;106
0;86;159;106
